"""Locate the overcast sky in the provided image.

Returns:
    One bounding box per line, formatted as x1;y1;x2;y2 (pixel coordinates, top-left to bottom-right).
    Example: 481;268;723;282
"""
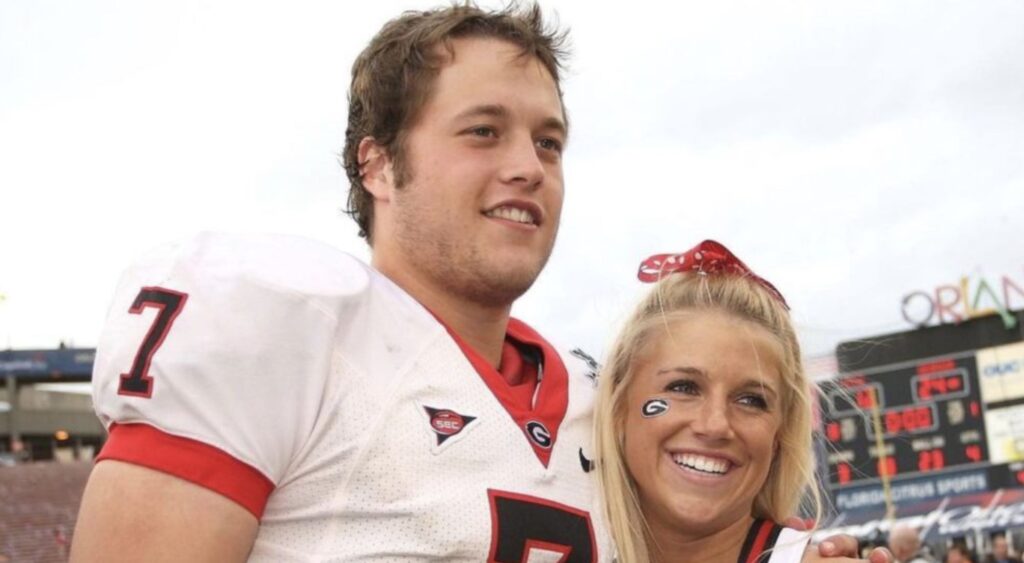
1;0;1022;365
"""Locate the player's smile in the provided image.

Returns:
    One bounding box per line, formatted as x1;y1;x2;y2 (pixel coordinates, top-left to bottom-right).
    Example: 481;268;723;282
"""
483;200;543;228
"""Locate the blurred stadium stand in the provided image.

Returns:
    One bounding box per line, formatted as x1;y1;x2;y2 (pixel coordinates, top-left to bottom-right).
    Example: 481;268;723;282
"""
0;461;91;562
1;348;101;561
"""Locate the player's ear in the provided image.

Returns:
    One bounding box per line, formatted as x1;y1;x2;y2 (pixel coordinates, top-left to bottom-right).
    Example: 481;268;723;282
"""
358;137;394;202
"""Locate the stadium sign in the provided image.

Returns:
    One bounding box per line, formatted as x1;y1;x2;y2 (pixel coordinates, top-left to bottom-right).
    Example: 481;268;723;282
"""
901;272;1024;329
833;470;990;512
0;349;95;380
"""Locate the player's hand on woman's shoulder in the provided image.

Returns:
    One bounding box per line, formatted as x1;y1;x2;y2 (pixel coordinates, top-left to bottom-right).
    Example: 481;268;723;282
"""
781;519;894;563
802;533;894;563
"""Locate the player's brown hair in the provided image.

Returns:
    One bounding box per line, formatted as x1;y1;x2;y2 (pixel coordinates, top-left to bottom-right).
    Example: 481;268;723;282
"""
342;2;570;243
594;273;821;562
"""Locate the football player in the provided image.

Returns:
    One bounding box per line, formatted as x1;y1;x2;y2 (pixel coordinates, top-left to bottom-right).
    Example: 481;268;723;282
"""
73;5;605;561
71;3;890;562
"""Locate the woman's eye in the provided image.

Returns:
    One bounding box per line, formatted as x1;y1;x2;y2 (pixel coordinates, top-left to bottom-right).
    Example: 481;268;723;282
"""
738;394;770;410
666;379;698;395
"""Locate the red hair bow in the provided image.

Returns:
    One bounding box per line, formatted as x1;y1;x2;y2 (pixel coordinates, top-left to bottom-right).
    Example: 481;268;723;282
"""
637;239;789;309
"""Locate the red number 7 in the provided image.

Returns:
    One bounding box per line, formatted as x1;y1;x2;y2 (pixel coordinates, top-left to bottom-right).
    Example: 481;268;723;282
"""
118;287;188;398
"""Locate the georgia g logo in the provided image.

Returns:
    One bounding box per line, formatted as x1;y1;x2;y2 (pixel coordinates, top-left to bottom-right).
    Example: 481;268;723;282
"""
525;421;552;449
642;399;670;418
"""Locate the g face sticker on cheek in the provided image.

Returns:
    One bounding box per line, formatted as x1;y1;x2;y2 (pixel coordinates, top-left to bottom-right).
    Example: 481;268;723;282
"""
642;398;670;418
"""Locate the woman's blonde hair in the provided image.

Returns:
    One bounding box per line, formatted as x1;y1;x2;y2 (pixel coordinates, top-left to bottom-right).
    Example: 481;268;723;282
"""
593;272;821;563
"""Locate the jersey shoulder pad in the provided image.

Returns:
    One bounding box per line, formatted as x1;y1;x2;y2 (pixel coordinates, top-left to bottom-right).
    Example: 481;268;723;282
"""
143;231;371;303
92;232;366;491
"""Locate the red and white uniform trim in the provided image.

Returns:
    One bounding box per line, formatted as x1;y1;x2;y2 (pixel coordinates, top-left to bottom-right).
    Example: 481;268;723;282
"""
92;232;609;561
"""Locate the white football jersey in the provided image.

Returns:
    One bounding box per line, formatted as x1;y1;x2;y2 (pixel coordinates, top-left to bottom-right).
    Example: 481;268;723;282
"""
92;232;610;562
738;520;810;563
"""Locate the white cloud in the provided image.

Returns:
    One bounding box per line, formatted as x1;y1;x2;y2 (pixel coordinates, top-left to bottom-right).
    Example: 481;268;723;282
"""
1;0;1022;362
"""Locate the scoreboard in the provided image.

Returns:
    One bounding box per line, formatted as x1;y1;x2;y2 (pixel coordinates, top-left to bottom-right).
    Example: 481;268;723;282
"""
820;340;1024;499
821;355;986;487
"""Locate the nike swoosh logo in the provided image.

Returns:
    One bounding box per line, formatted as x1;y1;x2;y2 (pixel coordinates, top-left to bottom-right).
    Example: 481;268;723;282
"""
579;447;595;473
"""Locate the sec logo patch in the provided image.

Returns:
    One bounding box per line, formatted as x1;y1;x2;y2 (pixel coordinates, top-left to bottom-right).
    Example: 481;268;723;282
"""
423;405;477;447
430;410;465;436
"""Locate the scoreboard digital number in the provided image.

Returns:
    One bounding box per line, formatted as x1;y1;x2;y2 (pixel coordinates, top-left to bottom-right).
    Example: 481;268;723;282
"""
821;355;988;488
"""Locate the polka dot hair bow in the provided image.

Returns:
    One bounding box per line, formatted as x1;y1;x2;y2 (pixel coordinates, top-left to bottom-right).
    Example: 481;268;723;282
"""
637;239;789;310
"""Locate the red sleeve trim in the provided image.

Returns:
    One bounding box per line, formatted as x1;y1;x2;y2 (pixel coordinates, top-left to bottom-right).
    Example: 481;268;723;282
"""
97;423;275;519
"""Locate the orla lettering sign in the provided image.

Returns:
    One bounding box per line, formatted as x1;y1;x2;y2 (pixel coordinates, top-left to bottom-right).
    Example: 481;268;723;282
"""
901;272;1024;329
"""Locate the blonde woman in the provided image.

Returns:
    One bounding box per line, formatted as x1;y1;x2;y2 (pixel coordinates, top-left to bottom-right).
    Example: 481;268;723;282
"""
595;240;868;563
